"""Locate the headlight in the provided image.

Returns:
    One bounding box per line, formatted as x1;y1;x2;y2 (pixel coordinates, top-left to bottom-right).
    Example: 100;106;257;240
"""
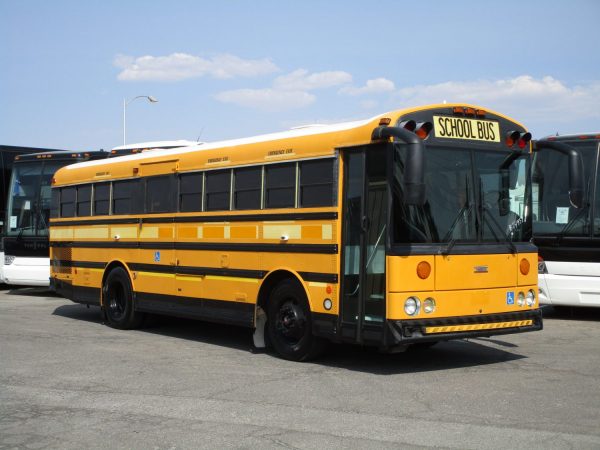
517;291;525;307
526;289;536;307
423;297;436;314
4;255;15;265
404;297;420;316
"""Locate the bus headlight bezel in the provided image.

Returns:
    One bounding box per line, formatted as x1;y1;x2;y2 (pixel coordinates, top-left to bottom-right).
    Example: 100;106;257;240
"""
404;297;420;316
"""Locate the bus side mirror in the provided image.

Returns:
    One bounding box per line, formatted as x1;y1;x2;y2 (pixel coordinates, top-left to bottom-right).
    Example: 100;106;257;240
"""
402;143;426;205
498;151;522;216
534;140;585;209
372;125;427;206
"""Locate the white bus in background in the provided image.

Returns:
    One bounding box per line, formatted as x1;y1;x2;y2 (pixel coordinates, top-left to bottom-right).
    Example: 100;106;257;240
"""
533;134;600;307
2;141;201;286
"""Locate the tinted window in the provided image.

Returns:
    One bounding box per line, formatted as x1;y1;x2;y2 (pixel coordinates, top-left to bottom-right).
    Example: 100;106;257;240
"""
595;151;600;237
300;159;334;207
234;166;261;210
265;163;295;208
146;175;175;213
179;172;203;212
60;187;76;218
205;170;231;211
76;185;92;217
50;188;59;218
113;179;142;215
94;183;110;216
532;141;597;237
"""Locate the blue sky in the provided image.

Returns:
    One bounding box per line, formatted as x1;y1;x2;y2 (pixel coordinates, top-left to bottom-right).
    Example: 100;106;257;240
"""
1;0;599;151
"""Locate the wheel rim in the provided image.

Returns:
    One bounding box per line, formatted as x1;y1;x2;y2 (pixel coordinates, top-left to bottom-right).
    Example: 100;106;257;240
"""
274;299;307;345
106;282;126;321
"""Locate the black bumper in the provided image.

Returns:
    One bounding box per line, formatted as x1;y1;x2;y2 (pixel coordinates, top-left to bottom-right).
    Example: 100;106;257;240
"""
387;309;543;344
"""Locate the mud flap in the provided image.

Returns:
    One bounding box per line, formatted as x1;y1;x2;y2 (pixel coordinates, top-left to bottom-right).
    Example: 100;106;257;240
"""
251;306;267;352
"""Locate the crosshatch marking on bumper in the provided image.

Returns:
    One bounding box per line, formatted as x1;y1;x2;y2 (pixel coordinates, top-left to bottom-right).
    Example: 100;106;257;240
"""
424;320;534;334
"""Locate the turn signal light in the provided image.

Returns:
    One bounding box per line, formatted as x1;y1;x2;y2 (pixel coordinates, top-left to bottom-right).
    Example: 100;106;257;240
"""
520;258;530;275
453;106;465;114
415;122;433;139
379;117;392;126
464;107;476;116
417;261;432;279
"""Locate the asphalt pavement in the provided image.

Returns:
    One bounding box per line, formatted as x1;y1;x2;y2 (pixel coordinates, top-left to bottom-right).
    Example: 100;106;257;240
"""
1;287;599;449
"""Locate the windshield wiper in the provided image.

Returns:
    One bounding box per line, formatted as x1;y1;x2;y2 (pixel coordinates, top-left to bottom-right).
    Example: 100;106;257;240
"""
440;201;475;255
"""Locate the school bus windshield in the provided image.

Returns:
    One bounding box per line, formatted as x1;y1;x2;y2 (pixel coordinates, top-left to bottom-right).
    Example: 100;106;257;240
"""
392;145;532;245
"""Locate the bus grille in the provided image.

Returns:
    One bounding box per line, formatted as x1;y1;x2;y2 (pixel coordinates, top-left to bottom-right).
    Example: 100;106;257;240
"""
51;248;72;274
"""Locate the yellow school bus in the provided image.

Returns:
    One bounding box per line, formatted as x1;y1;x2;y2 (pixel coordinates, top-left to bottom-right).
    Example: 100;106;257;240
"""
49;104;542;360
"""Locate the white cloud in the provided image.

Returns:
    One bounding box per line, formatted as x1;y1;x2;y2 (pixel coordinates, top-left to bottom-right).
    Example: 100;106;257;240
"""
214;88;315;112
214;69;351;111
340;78;396;96
273;69;352;91
114;52;279;81
394;75;600;122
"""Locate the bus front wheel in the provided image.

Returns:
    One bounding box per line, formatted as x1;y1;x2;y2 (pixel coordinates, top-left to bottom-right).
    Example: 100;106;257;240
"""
267;279;324;361
103;267;143;330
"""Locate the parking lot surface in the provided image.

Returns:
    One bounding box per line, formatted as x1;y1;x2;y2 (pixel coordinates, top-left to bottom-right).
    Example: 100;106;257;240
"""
1;288;600;449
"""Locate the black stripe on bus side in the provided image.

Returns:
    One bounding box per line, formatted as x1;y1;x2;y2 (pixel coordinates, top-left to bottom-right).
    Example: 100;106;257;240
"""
50;241;338;254
128;262;267;279
51;260;106;269
298;272;338;283
49;211;338;227
57;260;339;284
134;292;255;328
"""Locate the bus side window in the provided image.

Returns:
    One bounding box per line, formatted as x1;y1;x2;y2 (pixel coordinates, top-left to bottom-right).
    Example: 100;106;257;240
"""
112;179;143;215
265;163;295;209
50;188;59;218
299;159;334;207
179;172;203;212
205;170;231;211
60;187;76;218
76;185;92;217
146;175;175;214
595;166;600;237
94;183;110;216
233;166;261;210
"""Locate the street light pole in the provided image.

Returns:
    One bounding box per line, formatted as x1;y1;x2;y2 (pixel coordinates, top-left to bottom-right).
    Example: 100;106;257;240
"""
123;95;158;145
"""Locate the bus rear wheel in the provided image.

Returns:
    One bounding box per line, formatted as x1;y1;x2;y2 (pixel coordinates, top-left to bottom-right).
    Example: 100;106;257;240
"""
103;267;143;330
267;279;324;362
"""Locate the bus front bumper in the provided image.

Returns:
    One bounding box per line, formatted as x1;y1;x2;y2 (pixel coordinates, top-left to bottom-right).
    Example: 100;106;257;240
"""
387;309;543;344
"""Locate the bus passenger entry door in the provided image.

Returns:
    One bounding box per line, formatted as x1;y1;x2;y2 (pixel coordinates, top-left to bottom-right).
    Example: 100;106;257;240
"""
340;147;387;344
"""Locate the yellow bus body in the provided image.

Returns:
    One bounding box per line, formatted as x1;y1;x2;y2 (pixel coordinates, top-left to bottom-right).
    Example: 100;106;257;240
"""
49;103;541;359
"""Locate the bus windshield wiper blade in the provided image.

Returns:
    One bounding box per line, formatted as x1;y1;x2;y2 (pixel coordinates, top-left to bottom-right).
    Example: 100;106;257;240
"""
440;202;474;255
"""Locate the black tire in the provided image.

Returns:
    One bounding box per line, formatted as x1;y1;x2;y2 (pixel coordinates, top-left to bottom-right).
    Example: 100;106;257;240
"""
103;267;143;330
267;279;324;362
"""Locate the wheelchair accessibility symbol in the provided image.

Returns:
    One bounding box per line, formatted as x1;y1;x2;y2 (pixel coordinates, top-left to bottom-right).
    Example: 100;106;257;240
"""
506;291;515;305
